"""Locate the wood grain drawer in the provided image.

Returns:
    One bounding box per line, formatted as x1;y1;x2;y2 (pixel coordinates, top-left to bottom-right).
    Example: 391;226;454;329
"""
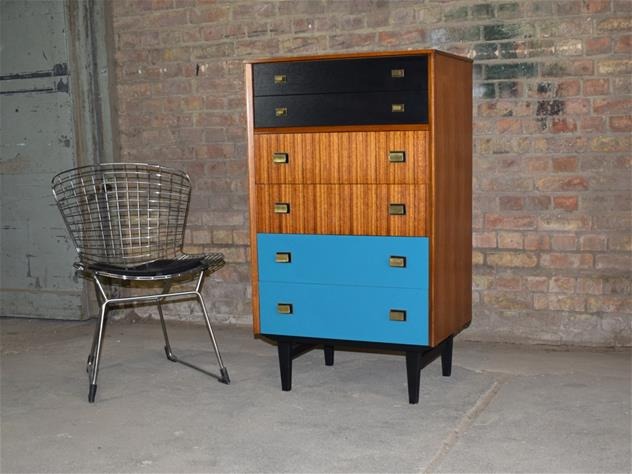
254;91;428;128
259;282;429;346
254;131;429;184
257;233;429;288
253;55;428;97
255;184;427;236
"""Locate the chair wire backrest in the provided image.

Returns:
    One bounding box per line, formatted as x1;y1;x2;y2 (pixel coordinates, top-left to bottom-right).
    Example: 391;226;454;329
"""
52;163;191;266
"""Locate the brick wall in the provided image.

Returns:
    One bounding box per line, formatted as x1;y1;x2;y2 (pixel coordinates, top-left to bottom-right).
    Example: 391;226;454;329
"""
111;0;631;345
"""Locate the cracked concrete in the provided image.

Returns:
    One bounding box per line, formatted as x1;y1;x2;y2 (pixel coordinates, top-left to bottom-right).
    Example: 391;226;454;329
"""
1;318;630;473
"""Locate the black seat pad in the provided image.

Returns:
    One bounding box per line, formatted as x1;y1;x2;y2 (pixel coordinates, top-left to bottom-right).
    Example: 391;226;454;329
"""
89;257;207;277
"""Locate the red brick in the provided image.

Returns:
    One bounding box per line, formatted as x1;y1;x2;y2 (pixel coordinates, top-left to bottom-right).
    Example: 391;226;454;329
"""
526;196;552;210
553;195;579;211
524;233;551;250
538;215;591;231
596;254;632;270
597;58;632;74
551;118;578;133
550;276;576;293
557;79;581;97
614;0;632;11
582;0;611;13
585;37;611;55
495;275;523;290
540;294;586;311
593;98;632;115
609;115;632;131
540;253;593;269
614;34;632;53
536;176;589;191
485;214;537;230
584;78;610;96
551;233;577;250
580;116;606;132
526;276;549;292
484;291;532;310
580;234;607;251
576;278;603;295
597;17;632;32
499;196;525;210
552;156;578;172
496;118;522;134
498;232;524;249
587;296;632;313
189;6;230;24
473;232;497;248
609;234;632;251
591;135;632;152
487;252;538;267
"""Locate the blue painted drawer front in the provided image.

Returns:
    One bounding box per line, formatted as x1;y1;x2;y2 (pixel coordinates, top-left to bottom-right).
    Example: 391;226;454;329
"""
259;282;429;345
257;234;429;289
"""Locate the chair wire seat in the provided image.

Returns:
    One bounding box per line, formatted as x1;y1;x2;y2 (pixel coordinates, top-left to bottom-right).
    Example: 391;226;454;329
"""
83;253;225;280
52;163;230;403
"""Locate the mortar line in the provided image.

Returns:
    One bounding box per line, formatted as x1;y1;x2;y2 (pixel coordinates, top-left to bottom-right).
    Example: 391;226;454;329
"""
421;374;510;474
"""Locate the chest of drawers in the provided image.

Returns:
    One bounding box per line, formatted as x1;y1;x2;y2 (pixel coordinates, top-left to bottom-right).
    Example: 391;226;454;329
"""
245;50;472;403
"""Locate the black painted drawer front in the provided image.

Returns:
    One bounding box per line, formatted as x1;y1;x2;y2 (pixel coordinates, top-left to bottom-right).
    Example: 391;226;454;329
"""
253;56;428;97
254;91;428;128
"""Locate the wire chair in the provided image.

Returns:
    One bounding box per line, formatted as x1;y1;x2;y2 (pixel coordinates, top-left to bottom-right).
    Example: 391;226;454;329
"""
52;163;230;403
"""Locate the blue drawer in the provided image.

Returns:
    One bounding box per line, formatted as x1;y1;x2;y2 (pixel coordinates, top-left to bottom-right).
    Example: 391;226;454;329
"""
259;282;429;346
257;234;429;289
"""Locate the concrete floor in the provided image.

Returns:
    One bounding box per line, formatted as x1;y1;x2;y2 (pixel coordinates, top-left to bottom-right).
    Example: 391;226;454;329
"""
1;318;630;473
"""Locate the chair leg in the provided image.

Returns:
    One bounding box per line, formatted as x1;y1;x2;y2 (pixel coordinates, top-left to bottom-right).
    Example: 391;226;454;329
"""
156;283;177;362
88;302;108;403
196;291;230;384
87;281;105;373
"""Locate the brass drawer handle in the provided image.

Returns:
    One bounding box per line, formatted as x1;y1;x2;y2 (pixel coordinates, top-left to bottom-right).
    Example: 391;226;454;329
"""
389;309;407;322
272;152;289;164
391;69;405;78
275;107;287;117
388;203;406;216
274;74;287;84
277;303;293;315
389;256;407;268
275;252;291;263
388;151;406;163
274;203;290;214
391;103;405;113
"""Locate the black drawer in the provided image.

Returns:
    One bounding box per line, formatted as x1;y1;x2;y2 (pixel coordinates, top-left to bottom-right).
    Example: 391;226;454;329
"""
253;56;428;97
254;91;428;128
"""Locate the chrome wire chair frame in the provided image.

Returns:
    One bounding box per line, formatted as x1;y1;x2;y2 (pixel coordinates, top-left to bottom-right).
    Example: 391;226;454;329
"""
52;163;230;403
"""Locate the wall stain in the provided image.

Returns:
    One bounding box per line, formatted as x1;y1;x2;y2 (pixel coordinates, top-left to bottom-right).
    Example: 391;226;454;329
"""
55;78;69;93
58;135;71;147
0;153;28;173
25;254;35;278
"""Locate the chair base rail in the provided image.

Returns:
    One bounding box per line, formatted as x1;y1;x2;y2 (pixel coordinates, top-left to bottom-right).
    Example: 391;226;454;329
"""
85;271;229;403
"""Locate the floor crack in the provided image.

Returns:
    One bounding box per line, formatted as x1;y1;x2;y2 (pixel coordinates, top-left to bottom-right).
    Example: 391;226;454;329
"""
421;374;510;473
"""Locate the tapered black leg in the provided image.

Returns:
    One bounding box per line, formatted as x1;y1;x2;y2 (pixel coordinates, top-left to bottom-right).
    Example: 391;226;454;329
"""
405;351;422;404
441;336;453;377
278;341;292;391
324;345;334;366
